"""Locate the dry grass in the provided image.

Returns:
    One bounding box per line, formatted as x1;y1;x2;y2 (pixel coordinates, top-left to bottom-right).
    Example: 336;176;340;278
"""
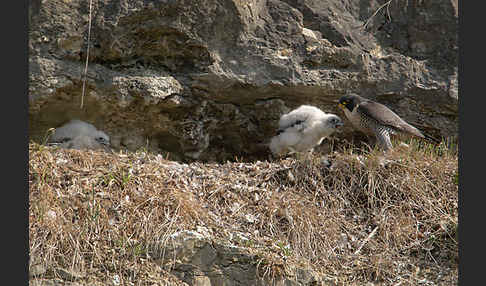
29;138;458;285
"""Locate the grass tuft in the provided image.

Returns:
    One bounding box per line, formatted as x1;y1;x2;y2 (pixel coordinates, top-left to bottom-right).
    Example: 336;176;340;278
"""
29;138;458;285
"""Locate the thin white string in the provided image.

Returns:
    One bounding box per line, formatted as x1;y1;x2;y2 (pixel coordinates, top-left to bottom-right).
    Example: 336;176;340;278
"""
81;0;93;109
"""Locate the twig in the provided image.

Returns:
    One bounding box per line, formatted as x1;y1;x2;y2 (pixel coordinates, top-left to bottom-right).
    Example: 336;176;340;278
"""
354;226;379;254
362;0;394;30
81;0;94;109
230;203;248;217
42;127;56;145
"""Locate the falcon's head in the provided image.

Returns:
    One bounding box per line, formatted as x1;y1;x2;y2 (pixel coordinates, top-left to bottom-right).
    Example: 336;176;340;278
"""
338;93;364;112
323;114;344;130
94;130;111;146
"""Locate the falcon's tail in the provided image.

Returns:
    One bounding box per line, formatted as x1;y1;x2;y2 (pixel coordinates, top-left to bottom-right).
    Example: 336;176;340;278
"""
411;128;441;144
402;122;441;144
411;124;441;144
422;133;441;144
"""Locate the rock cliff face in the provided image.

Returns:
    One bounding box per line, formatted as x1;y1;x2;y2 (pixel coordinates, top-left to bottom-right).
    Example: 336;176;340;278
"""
149;230;325;286
29;0;458;161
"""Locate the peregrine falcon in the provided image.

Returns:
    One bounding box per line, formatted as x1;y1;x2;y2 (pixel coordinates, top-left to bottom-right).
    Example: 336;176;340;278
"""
338;93;428;151
269;105;344;156
47;119;111;151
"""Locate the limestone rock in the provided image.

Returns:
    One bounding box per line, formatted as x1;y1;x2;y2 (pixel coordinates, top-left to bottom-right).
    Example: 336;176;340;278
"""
29;0;458;161
54;268;85;281
148;230;324;286
29;264;47;278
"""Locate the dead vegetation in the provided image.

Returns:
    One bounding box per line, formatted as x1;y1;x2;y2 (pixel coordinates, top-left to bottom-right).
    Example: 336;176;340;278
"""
29;138;458;285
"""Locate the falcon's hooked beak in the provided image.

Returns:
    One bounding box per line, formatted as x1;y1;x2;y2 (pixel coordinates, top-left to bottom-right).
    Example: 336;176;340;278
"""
338;103;345;110
334;120;344;130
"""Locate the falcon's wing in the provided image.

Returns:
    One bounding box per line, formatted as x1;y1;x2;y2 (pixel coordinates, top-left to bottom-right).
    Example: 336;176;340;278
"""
276;105;326;135
357;101;424;137
48;120;99;143
48;127;75;144
276;118;307;135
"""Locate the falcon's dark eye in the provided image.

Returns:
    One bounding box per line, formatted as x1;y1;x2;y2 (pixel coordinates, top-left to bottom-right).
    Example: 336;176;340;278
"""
96;137;109;145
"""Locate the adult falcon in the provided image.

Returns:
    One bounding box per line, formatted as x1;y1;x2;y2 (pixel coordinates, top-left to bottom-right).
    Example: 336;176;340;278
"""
338;93;433;151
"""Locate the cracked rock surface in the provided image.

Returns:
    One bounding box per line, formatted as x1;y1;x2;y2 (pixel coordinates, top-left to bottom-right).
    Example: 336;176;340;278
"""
29;0;458;161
